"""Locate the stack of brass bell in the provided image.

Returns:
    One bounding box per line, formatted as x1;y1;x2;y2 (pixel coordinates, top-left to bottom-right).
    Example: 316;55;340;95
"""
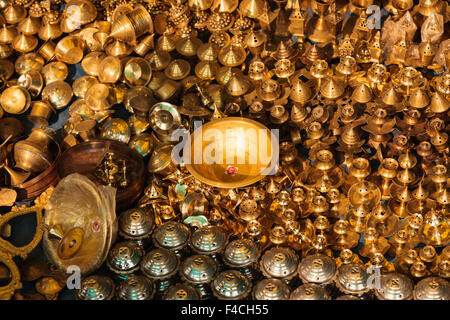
0;0;449;301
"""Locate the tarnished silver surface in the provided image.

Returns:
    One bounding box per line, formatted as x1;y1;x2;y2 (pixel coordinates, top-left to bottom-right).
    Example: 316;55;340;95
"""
76;275;115;300
118;207;154;240
223;239;260;268
298;253;337;285
163;283;201;300
116;275;155;300
211;270;251;300
190;225;229;255
375;273;413;300
140;248;179;280
252;278;291;300
290;283;330;300
152;221;191;251
413;277;450;300
180;254;218;284
260;247;299;280
106;241;143;274
335;263;370;295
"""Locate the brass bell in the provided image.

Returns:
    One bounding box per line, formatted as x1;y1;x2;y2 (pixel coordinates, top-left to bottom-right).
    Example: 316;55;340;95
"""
4;4;27;24
320;77;345;100
54;36;85;65
218;44;246;67
28;101;56;127
0;25;17;44
164;59;191;80
18;16;41;35
134;34;155;57
106;241;143;275
12;32;38;53
109;5;153;44
359;227;390;258
42;61;68;84
39;22;62;41
41;80;73;110
175;34;202;57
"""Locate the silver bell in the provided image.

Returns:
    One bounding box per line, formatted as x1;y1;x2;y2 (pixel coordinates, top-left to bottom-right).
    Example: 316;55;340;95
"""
211;270;251;300
118;207;154;240
116;275;155;300
190;225;229;255
252;278;291;300
106;241;143;274
290;283;330;300
335;263;370;296
223;239;260;268
76;275;115;300
180;254;218;285
413;276;450;300
375;273;413;300
141;247;179;280
163;283;201;300
260;246;299;280
152;221;191;252
298;253;337;285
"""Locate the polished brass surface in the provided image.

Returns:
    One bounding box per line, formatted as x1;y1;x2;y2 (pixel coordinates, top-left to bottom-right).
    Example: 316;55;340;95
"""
0;0;449;302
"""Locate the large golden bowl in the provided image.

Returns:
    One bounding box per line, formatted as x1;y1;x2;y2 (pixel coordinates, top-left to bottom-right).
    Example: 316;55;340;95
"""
184;117;277;188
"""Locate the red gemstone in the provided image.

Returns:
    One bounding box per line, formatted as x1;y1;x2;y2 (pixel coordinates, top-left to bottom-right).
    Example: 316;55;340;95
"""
226;166;238;175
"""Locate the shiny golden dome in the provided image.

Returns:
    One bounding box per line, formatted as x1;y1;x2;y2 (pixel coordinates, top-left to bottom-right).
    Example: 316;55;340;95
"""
164;59;191;80
184;117;276;188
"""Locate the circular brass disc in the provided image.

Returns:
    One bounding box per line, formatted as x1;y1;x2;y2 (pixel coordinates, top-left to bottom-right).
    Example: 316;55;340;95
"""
184;117;276;188
43;174;117;275
57;227;85;259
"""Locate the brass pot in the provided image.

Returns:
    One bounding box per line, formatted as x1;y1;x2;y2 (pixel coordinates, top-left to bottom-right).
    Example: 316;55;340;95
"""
14;128;56;173
28;101;56;127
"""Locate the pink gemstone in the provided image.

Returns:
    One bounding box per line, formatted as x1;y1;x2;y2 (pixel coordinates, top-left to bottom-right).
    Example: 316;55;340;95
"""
226;166;238;175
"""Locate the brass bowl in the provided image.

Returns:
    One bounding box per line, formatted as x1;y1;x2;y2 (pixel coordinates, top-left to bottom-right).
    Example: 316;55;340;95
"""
14;53;44;75
17;70;44;98
0;86;31;114
99;55;123;84
14;139;60;201
55;36;85;64
184;117;277;188
42;61;68;84
72;75;99;99
41;80;73;110
123;57;152;86
85;83;116;111
56;140;145;211
42;173;117;276
81;51;106;77
63;0;98;26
